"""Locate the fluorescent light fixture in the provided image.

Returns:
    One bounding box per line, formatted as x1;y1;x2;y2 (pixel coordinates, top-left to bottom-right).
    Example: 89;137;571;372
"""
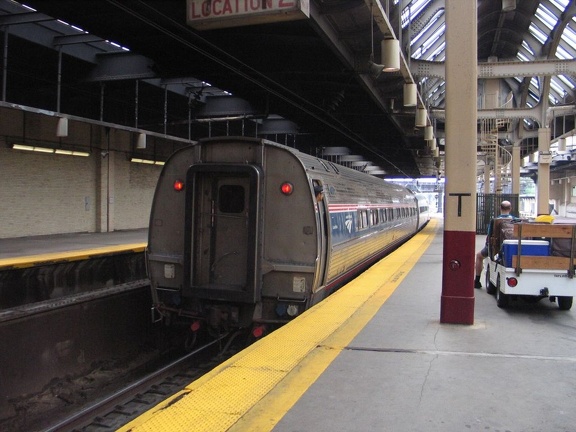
13;144;54;153
130;158;164;166
55;149;90;157
12;143;89;157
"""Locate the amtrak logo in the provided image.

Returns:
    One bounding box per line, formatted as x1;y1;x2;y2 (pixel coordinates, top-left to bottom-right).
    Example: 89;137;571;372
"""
345;216;353;233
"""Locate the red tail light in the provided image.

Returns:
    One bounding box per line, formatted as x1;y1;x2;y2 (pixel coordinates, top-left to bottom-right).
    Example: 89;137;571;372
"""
507;277;518;287
280;182;293;195
173;179;185;191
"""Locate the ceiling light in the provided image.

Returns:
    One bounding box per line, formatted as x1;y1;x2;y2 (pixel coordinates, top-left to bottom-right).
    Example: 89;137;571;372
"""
502;0;516;12
13;144;54;153
55;149;90;157
381;39;400;72
368;60;385;78
136;133;147;149
416;108;427;127
12;143;89;157
56;117;68;137
404;83;417;107
131;158;164;165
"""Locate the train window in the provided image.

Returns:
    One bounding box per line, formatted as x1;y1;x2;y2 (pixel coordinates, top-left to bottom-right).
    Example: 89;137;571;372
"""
388;208;394;220
370;209;379;225
219;185;245;213
357;209;369;230
380;209;387;222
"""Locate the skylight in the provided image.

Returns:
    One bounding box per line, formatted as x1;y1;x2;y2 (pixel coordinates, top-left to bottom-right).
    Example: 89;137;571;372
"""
528;22;549;44
401;0;432;29
534;4;558;31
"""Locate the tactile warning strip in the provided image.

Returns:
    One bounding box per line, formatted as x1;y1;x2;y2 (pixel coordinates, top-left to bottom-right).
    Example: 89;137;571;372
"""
0;243;146;270
120;220;438;432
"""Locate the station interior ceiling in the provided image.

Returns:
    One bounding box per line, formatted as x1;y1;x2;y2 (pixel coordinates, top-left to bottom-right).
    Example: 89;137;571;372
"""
3;0;576;179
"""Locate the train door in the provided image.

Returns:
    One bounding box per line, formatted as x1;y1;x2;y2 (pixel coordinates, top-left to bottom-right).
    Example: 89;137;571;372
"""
185;165;261;302
313;180;329;290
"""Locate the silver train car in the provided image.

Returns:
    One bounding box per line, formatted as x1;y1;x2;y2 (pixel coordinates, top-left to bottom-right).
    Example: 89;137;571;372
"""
147;137;420;337
416;193;431;230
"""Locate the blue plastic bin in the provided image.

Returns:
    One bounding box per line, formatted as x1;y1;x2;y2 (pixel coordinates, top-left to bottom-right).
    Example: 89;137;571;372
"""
502;239;549;267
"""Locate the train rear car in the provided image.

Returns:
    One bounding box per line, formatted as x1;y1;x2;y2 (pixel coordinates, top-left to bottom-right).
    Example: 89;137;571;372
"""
147;137;322;332
146;136;418;337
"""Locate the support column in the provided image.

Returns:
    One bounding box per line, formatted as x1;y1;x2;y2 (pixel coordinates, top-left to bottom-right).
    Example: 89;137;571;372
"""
537;127;551;215
512;144;520;195
484;163;490;193
96;150;115;232
441;0;477;324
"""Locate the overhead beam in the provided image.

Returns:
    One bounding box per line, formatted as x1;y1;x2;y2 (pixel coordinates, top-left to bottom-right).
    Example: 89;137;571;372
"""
53;34;104;46
413;58;576;80
0;12;52;25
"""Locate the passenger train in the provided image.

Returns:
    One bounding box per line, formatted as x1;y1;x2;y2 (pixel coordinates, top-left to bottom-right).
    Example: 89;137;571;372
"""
147;137;429;340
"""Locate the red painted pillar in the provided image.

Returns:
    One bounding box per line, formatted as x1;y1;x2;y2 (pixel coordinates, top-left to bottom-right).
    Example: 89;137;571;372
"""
440;0;477;324
441;230;475;324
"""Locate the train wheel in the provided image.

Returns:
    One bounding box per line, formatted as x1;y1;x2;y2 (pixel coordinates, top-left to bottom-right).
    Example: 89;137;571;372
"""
496;276;509;308
485;267;496;295
558;296;573;311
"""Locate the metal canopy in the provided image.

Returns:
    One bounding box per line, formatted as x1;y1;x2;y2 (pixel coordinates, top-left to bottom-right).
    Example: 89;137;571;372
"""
4;0;576;178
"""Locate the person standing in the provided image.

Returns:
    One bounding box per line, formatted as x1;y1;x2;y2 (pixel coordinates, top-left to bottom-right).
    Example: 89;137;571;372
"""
474;200;513;288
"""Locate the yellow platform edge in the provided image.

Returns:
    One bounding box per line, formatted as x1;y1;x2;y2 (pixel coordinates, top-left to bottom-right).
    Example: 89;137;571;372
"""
0;242;147;270
119;220;439;432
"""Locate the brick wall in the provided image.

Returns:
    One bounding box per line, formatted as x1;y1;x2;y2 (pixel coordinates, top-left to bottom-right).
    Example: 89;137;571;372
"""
0;106;172;238
0;147;97;237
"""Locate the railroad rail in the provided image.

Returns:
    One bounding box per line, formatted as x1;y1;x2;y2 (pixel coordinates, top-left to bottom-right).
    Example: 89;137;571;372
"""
45;335;230;431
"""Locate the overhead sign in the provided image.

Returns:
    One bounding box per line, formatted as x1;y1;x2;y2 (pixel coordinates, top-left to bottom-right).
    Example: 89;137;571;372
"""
186;0;310;30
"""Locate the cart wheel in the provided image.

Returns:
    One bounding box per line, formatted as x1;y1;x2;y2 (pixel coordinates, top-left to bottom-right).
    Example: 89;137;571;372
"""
485;266;496;295
496;276;509;308
558;296;573;311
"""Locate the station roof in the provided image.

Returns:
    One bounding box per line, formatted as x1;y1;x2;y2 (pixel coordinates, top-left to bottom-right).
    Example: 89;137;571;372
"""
4;0;576;178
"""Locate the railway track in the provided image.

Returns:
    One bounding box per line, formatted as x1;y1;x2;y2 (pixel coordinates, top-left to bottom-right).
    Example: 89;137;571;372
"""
45;335;232;432
0;278;247;432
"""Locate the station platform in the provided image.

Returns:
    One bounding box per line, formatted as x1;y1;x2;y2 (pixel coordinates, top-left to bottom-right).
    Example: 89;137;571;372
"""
119;217;576;432
0;228;147;269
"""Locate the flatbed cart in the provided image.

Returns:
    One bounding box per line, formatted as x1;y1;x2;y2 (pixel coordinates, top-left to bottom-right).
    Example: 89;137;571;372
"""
485;221;576;310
